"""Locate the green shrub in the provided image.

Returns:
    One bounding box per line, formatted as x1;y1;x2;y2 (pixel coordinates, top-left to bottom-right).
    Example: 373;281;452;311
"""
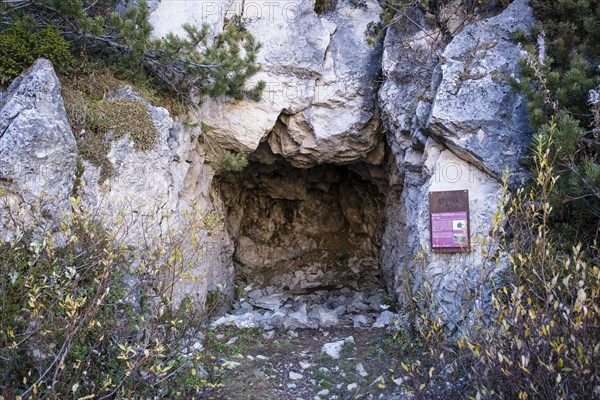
0;194;219;399
1;1;264;103
394;126;600;399
512;0;600;244
213;149;249;172
0;19;73;85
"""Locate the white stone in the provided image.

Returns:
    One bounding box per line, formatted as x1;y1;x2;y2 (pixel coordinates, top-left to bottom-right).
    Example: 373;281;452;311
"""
393;377;405;386
321;336;354;360
299;361;312;370
191;0;384;167
356;363;368;378
221;360;241;369
289;371;303;380
0;59;77;227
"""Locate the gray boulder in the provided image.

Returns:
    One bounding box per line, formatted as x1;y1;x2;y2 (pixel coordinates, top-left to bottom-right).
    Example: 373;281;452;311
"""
159;0;386;167
0;59;77;215
428;0;535;185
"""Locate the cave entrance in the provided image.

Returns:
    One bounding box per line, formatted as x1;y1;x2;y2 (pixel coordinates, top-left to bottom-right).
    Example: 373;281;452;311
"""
215;154;387;294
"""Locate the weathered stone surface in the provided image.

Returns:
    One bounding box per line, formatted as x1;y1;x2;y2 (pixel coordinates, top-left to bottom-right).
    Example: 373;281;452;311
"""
249;293;283;311
0;59;77;216
79;86;234;304
428;0;535;185
379;6;442;140
157;0;385;166
149;0;232;39
379;1;534;329
322;336;354;359
381;138;507;330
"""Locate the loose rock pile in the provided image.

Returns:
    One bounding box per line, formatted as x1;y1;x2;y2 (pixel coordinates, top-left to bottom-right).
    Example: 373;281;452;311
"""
212;284;406;331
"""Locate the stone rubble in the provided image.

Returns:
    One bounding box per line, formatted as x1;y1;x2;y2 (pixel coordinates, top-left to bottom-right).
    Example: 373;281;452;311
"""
211;285;407;331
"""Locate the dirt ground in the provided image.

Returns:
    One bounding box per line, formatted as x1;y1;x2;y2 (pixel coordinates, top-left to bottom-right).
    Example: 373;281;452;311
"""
198;326;412;400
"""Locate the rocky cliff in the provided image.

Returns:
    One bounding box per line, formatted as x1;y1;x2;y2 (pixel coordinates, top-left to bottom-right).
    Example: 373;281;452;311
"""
0;0;535;327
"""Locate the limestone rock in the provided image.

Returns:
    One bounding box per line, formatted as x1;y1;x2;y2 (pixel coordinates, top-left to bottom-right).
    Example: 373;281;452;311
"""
378;1;534;329
373;311;401;328
428;0;535;185
322;336;354;359
379;6;441;139
78;86;235;305
212;312;259;329
179;0;384;167
314;305;340;327
149;0;231;39
356;363;368;378
0;59;77;217
285;303;310;329
249;294;283;311
352;315;369;328
289;371;303;380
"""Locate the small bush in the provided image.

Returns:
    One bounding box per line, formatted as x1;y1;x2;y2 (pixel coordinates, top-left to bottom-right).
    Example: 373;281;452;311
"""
395;125;600;399
213;149;249;173
0;19;73;85
0;194;220;399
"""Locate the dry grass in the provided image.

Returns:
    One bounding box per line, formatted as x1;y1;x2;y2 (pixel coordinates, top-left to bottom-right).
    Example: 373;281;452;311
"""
61;70;157;182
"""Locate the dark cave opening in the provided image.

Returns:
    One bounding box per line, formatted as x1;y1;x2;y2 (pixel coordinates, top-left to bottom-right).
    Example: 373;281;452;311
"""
215;155;388;292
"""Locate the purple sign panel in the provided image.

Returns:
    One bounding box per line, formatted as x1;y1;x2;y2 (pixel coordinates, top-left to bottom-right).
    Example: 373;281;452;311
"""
429;190;470;252
431;211;469;249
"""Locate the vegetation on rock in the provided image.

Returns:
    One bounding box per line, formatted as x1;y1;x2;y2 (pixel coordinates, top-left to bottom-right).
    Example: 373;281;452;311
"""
62;70;158;182
512;0;600;242
0;195;220;398
0;0;264;103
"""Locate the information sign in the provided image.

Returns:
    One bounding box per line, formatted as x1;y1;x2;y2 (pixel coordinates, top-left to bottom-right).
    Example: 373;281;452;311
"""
429;190;470;252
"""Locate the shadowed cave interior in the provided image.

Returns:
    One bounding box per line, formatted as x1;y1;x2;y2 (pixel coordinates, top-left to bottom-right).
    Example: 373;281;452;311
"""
215;153;389;293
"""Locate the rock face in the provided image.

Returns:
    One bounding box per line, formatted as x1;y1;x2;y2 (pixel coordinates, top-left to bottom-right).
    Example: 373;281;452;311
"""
428;0;535;185
157;0;384;167
79;86;235;303
0;58;234;305
0;0;536;326
0;59;77;217
379;0;535;328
